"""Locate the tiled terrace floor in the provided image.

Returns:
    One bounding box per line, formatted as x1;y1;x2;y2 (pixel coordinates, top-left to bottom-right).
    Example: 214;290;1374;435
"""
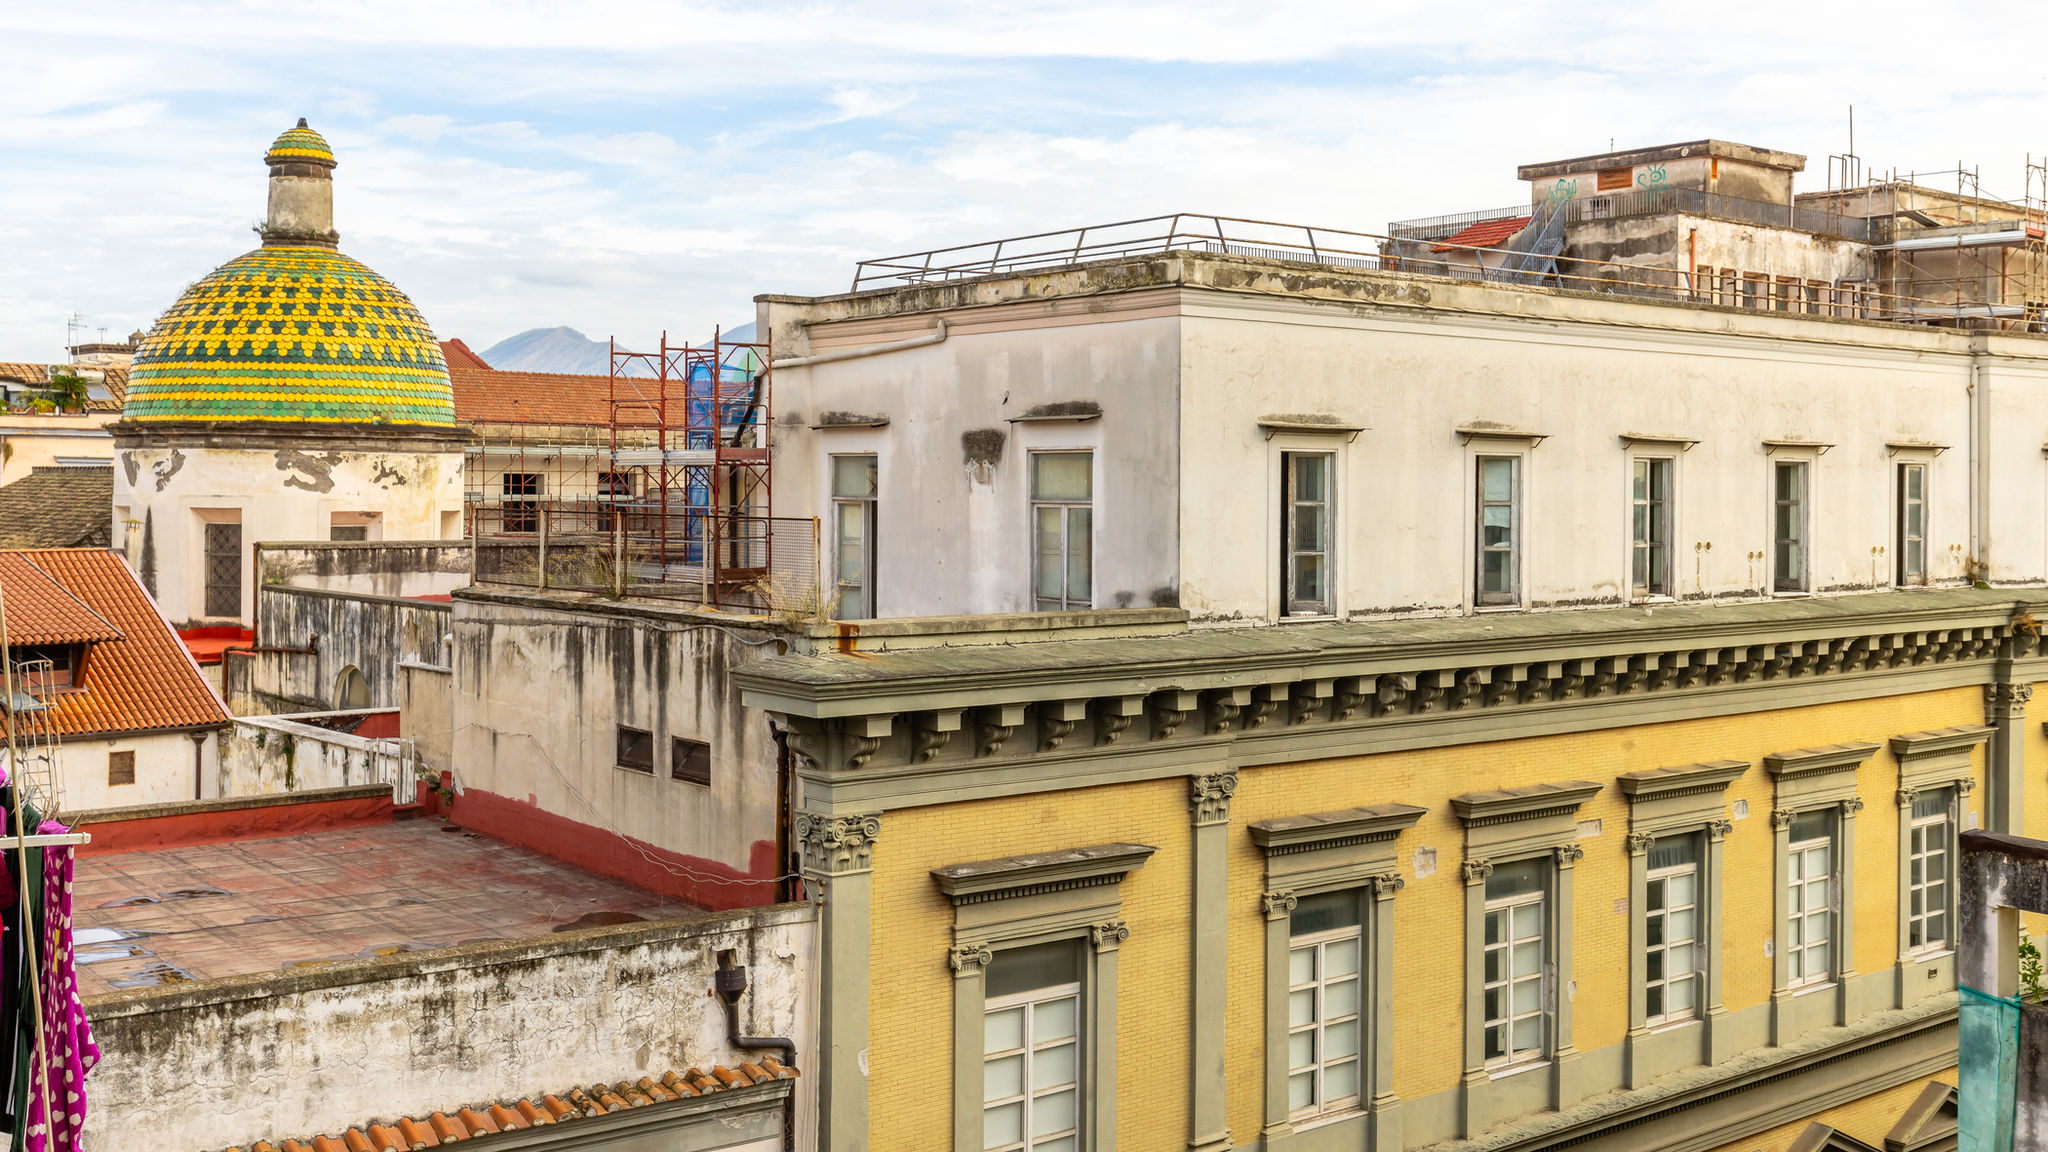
70;819;702;996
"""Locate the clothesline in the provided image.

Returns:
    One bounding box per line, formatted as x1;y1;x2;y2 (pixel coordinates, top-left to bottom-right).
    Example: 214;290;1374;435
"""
0;835;89;851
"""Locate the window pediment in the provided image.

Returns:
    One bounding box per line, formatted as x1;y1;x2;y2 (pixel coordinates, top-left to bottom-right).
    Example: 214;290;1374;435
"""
1891;725;1991;791
1250;803;1424;895
932;842;1155;905
1619;760;1747;835
1765;742;1877;808
1453;780;1601;861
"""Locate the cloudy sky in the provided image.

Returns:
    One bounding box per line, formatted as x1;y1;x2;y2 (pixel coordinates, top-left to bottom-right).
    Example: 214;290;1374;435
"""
5;2;2047;361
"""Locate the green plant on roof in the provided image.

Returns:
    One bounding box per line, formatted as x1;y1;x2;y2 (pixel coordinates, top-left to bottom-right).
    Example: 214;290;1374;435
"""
2021;932;2045;1002
40;373;89;413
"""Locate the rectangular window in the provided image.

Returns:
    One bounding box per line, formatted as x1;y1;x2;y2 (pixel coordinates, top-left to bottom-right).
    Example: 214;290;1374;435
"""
1908;790;1952;951
1897;463;1926;586
832;456;878;620
107;750;135;787
329;525;368;542
1773;276;1797;312
1596;166;1632;192
1786;809;1834;987
1475;456;1519;606
1772;461;1808;592
1693;266;1712;301
1287;891;1362;1117
1282;452;1333;616
672;737;711;787
1742;274;1768;308
984;941;1081;1152
1643;835;1699;1026
1482;859;1546;1064
1631;457;1671;597
615;726;654;774
203;520;242;617
1031;453;1093;611
598;471;633;501
502;472;541;534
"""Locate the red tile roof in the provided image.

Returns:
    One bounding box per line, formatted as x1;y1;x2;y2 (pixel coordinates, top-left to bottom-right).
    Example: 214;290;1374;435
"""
3;549;230;736
447;362;660;429
0;362;129;412
1432;215;1531;253
438;338;492;372
217;1061;798;1151
0;554;121;645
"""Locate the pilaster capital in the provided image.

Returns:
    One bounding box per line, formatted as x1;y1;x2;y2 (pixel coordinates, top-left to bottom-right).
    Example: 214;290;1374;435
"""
1261;889;1298;919
949;942;994;972
1624;832;1655;856
795;810;882;876
1190;771;1239;826
1369;872;1405;899
1461;858;1493;884
1839;797;1865;817
1896;787;1919;809
1770;808;1797;831
1707;819;1734;841
1555;842;1585;866
1090;919;1131;949
1986;681;2035;722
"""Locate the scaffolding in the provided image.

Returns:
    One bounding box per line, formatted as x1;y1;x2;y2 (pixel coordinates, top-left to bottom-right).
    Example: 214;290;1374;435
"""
1836;162;2048;329
470;330;819;612
5;657;64;816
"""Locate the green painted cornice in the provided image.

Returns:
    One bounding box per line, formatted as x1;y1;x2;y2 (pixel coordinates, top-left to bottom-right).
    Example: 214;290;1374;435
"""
1247;804;1426;855
1618;759;1751;800
1887;725;1994;762
1451;781;1603;825
1764;742;1883;779
931;842;1156;905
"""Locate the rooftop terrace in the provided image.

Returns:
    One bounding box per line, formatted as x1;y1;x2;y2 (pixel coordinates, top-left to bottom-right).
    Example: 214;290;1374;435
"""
71;819;701;996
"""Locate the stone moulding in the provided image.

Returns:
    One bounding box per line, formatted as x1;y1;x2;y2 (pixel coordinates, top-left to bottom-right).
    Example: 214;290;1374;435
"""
1249;804;1428;855
1451;781;1604;825
1617;759;1751;801
931;842;1157;905
1763;743;1883;780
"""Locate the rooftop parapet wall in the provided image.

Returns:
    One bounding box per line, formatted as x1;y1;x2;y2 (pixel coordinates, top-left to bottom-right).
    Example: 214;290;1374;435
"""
82;902;815;1152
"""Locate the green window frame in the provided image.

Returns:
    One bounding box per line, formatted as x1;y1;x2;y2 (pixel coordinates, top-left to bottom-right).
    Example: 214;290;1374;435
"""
1030;452;1093;611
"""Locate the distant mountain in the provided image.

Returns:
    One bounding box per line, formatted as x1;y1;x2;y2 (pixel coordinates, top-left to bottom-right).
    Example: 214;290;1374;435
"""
479;327;612;375
479;323;761;376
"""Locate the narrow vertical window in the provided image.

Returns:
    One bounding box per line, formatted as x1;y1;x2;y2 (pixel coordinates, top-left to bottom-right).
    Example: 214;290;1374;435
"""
831;455;878;620
1475;456;1519;606
1482;859;1546;1064
1897;463;1926;586
203;520;242;617
1286;891;1362;1117
1785;810;1834;986
1631;458;1671;597
983;941;1082;1152
1031;453;1092;611
1643;835;1699;1026
1282;452;1333;616
1907;790;1952;951
1772;461;1808;592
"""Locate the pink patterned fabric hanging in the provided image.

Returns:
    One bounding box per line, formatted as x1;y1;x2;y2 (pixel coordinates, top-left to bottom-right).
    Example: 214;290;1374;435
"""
25;819;98;1152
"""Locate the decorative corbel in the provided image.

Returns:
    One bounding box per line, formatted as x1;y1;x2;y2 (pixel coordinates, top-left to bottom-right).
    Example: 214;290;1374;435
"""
1244;683;1288;729
1205;686;1252;735
1333;676;1371;721
914;709;963;763
1648;652;1681;692
1152;690;1199;740
1372;673;1412;716
1039;699;1089;752
1411;669;1454;713
1291;679;1334;725
1446;668;1488;711
1095;695;1145;744
1676;649;1712;690
1519;662;1559;705
1484;664;1524;707
1555;660;1589;700
977;703;1026;757
1616;654;1653;695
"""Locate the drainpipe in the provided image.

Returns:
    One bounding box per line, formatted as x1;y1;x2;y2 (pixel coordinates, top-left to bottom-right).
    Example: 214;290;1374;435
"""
769;320;946;370
713;950;799;1152
1969;335;1990;584
1688;229;1698;298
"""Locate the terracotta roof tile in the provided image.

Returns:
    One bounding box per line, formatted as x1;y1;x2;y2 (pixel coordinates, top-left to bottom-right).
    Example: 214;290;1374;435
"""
1432;214;1532;253
438;339;492;372
447;362;635;429
0;362;128;411
216;1063;797;1152
0;554;121;645
0;467;113;550
2;549;230;737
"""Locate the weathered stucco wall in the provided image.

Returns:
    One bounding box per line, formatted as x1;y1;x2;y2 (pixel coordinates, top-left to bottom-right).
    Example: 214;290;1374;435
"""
258;540;471;598
224;585;452;714
398;660;453;778
447;591;788;909
83;903;814;1152
7;729;219;814
110;442;464;627
218;713;409;800
763;297;1182;616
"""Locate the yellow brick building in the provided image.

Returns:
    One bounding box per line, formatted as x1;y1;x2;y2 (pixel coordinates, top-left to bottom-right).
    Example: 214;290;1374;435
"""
741;593;2020;1151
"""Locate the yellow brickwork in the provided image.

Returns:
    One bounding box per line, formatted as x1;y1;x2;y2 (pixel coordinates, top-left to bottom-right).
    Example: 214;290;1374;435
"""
2021;682;2048;944
1224;686;1983;1141
866;776;1193;1152
1696;1071;1952;1152
862;685;1981;1151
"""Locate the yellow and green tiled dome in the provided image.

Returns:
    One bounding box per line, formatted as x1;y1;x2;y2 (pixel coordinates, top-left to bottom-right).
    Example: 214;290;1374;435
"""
125;245;456;425
266;118;334;167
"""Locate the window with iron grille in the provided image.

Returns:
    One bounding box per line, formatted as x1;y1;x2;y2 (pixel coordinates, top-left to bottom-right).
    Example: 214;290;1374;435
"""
203;521;242;617
107;750;135;787
616;726;654;774
672;737;711;787
330;525;368;542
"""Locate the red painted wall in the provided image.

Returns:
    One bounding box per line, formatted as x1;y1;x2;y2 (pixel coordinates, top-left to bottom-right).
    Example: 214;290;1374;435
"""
76;793;394;857
350;711;402;738
452;787;777;910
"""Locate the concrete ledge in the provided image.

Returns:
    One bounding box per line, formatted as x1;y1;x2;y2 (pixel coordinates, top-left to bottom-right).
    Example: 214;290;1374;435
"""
69;784;393;856
83;900;815;1018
